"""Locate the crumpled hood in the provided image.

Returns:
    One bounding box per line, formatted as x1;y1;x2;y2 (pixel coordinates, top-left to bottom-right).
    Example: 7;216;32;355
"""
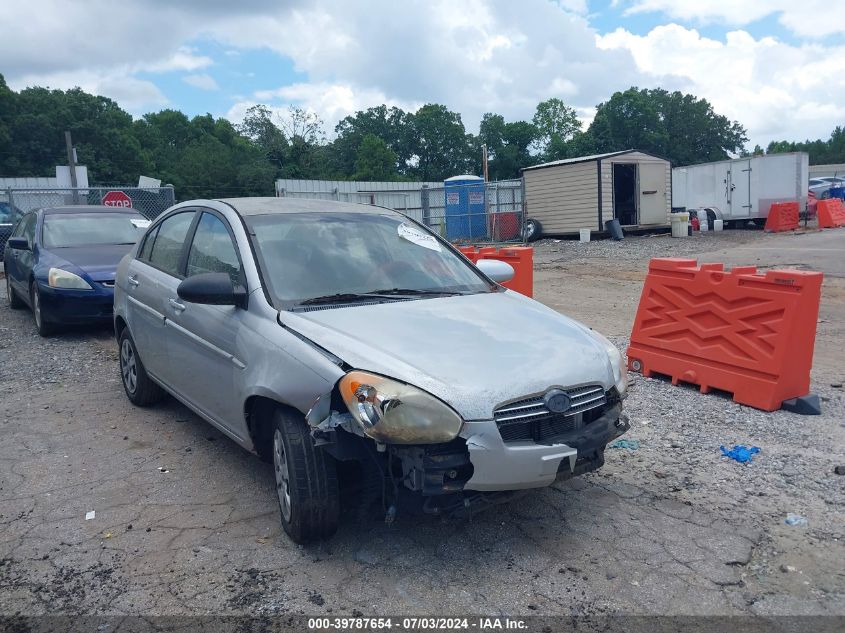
280;291;614;420
49;244;136;281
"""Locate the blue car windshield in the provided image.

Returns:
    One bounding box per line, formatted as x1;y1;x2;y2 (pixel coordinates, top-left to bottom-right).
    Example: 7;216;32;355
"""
42;213;149;248
247;212;494;307
0;202;21;224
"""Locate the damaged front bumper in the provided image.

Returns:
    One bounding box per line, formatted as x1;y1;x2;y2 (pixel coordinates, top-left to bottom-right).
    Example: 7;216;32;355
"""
461;402;628;491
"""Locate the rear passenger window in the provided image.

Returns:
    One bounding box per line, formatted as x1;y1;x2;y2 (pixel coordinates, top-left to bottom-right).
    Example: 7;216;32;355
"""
147;212;195;276
138;224;160;261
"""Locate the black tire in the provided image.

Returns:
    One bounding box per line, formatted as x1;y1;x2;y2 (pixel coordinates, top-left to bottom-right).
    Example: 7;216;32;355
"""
272;408;340;543
118;328;164;406
523;218;543;242
6;275;23;309
30;281;56;336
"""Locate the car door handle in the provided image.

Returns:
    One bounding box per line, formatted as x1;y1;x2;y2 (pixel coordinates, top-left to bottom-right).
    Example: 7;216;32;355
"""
127;275;140;287
169;298;186;312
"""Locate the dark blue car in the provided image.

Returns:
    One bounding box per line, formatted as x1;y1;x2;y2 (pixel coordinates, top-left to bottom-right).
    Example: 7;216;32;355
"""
4;205;150;335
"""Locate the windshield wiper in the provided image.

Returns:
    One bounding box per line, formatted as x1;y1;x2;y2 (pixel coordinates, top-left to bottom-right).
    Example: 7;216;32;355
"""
298;288;463;306
367;288;465;297
298;292;404;306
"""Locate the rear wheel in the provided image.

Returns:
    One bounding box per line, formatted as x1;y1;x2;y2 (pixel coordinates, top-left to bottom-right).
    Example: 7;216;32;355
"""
6;275;23;309
272;408;340;543
119;329;164;406
30;281;55;336
523;218;542;242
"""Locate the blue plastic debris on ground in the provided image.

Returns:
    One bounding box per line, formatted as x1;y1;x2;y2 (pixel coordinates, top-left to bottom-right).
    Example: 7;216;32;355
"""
785;513;809;526
720;445;760;463
610;439;640;450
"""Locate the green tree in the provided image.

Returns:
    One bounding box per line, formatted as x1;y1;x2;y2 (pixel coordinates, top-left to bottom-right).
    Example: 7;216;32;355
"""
1;84;149;181
238;104;288;170
478;113;537;179
408;104;472;181
767;126;845;165
532;98;581;160
353;134;399;181
0;74;18;173
332;105;412;176
586;87;747;165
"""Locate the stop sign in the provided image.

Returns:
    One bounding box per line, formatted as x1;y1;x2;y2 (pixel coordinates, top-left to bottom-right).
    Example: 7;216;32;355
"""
102;191;132;208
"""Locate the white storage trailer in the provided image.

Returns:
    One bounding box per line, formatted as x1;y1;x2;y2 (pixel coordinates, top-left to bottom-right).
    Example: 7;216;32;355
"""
671;153;808;225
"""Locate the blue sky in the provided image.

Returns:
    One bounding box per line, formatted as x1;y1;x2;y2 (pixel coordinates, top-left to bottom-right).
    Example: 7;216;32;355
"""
3;0;844;147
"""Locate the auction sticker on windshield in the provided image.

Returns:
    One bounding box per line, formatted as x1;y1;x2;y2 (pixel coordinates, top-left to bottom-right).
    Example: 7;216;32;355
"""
398;223;441;252
130;219;151;229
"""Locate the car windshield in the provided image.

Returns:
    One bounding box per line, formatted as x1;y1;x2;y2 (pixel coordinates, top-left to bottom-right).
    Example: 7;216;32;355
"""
248;212;494;307
42;212;149;248
0;202;21;224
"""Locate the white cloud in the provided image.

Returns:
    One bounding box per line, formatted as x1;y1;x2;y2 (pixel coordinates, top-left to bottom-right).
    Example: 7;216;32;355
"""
147;48;214;73
597;24;845;146
231;82;422;134
209;0;642;131
623;1;845;38
182;73;220;91
4;0;845;149
7;69;168;114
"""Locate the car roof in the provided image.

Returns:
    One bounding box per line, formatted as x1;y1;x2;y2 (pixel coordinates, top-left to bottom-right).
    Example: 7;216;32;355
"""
41;205;143;215
216;197;398;217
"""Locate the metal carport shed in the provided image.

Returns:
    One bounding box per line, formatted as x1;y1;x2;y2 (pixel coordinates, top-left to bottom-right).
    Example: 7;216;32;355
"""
521;150;671;239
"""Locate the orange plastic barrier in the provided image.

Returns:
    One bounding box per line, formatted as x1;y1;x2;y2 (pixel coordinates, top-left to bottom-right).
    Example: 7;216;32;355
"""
459;246;533;297
627;258;823;412
817;198;845;228
764;201;799;232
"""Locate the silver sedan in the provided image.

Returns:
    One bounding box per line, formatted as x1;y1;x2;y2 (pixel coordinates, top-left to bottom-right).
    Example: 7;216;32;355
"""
113;198;629;543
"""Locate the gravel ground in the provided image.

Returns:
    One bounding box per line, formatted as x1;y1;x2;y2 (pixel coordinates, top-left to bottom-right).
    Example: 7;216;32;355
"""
533;226;816;265
0;228;843;620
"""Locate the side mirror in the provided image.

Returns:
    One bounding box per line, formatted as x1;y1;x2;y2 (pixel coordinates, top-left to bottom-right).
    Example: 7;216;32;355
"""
177;272;247;307
7;237;30;251
476;258;514;283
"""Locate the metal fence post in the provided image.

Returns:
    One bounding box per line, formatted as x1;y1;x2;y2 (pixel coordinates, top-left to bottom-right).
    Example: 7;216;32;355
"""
421;185;430;227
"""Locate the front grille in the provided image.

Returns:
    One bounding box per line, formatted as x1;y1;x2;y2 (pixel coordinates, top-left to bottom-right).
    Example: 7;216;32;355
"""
494;385;608;444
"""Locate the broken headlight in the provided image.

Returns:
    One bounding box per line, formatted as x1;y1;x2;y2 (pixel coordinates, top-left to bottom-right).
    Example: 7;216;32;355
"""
339;371;463;444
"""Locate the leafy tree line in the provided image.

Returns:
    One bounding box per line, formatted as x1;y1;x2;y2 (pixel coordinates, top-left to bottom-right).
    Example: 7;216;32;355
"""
1;72;763;200
763;126;845;165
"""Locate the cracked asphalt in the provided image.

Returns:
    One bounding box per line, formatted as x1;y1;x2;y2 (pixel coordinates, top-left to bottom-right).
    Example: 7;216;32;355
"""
1;228;843;617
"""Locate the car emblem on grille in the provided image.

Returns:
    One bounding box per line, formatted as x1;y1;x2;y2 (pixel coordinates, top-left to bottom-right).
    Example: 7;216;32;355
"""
543;389;571;414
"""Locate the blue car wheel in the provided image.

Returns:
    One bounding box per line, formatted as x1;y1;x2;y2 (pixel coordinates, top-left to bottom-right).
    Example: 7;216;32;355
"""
30;281;56;337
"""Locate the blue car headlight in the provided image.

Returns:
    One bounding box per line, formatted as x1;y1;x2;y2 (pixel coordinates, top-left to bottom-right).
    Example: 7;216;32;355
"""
48;268;92;290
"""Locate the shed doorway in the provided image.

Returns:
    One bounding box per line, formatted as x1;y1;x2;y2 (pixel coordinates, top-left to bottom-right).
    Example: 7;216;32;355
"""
612;163;638;225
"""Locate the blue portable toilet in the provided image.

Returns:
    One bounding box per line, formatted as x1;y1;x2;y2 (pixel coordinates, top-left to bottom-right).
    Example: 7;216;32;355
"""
444;175;486;240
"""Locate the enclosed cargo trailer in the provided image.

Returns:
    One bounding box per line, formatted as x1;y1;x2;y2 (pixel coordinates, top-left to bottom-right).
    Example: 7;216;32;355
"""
672;153;808;225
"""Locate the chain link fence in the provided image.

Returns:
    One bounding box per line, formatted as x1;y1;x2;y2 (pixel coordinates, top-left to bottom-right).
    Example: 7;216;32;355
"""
418;179;524;244
278;178;524;244
0;187;176;260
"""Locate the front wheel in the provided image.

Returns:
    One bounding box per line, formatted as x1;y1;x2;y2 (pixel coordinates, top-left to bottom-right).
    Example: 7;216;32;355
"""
6;275;23;309
523;218;543;242
119;329;164;406
272;408;340;543
30;282;55;336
